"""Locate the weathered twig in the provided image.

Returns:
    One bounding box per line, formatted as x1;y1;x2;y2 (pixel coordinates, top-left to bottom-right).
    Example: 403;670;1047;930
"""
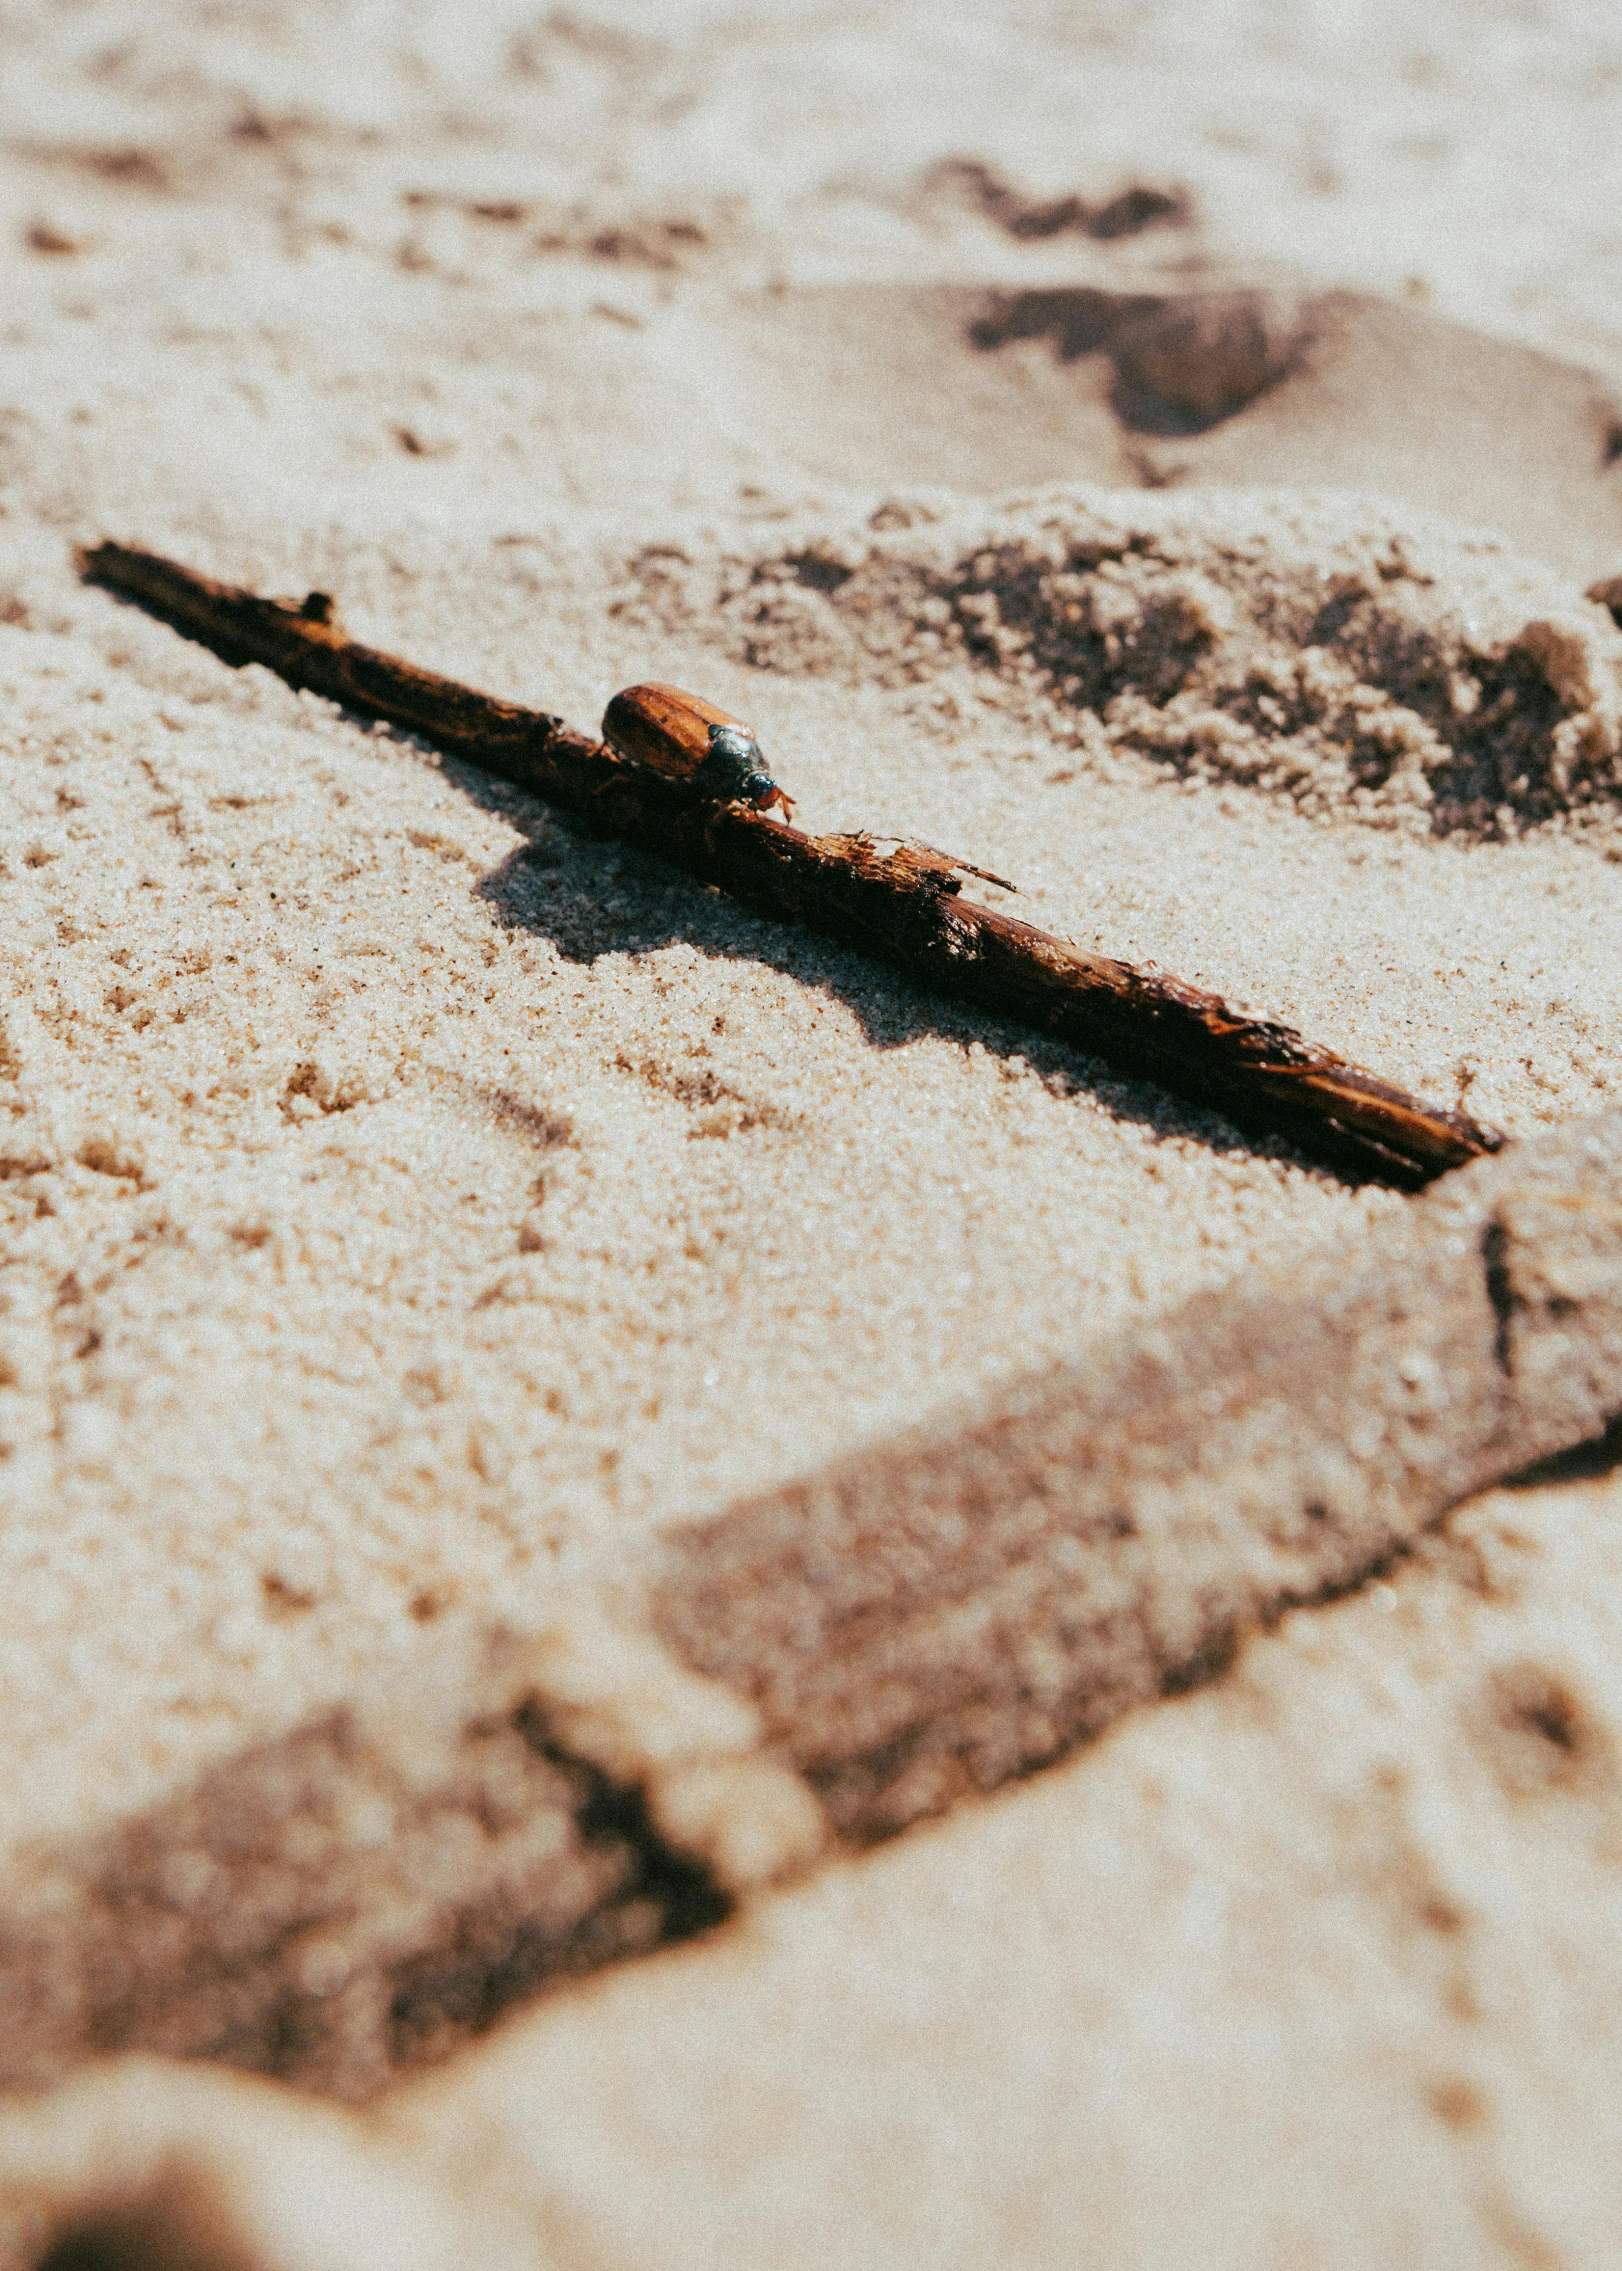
654;1112;1622;1839
0;1120;1614;2115
81;541;1503;1188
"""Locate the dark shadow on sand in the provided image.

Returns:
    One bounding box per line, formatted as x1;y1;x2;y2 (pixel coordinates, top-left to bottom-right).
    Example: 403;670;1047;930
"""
440;748;1334;1182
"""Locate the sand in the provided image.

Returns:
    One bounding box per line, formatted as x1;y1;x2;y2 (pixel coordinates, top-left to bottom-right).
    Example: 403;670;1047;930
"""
3;2;1622;2265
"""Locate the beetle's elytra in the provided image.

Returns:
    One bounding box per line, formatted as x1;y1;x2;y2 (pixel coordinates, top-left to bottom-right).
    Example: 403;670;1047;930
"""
601;683;795;821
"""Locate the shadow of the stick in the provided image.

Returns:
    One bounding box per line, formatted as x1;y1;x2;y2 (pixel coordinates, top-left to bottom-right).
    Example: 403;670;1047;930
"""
441;751;1327;1182
1508;1411;1622;1490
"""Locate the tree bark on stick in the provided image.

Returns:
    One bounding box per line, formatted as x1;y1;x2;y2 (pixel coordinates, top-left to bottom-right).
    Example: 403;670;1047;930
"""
81;540;1503;1189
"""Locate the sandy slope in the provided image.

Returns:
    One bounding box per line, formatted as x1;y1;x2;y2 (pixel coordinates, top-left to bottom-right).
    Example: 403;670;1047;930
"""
3;3;1622;2266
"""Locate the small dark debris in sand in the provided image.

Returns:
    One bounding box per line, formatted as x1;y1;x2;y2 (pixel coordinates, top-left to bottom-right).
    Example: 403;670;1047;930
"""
931;159;1192;242
25;221;81;257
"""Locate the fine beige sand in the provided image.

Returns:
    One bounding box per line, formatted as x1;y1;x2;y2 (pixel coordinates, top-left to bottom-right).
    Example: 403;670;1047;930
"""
4;4;1622;2267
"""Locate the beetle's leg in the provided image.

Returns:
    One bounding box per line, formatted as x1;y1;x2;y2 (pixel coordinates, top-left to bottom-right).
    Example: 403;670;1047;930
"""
754;783;796;824
593;748;631;800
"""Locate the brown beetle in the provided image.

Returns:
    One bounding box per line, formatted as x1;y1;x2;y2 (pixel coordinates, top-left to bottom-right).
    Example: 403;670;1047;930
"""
601;683;795;821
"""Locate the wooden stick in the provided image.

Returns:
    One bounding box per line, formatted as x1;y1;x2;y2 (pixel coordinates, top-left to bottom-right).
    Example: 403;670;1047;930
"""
80;540;1504;1189
652;1111;1622;1841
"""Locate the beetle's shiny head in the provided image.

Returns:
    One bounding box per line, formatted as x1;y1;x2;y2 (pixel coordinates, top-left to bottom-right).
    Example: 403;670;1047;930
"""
703;721;780;808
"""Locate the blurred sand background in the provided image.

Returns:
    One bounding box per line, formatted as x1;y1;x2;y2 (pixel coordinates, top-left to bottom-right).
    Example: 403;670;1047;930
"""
3;3;1622;2266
